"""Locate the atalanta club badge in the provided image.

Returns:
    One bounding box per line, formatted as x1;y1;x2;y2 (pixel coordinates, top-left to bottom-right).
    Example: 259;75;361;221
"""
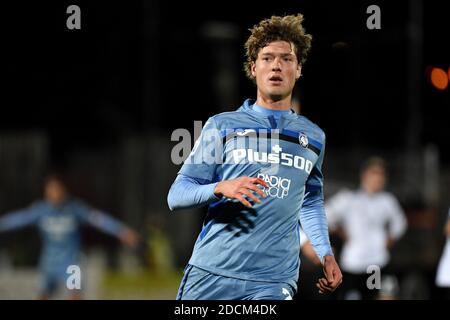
299;133;309;148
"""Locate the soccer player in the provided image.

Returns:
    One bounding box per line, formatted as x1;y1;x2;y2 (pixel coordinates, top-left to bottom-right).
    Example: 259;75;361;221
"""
167;14;342;300
0;174;139;299
325;157;407;300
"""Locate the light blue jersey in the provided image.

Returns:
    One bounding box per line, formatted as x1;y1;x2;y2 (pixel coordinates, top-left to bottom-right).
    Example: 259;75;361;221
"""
0;197;125;294
168;99;333;291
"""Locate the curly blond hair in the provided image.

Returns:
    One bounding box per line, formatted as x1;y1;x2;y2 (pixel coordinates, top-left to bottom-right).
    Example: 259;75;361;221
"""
244;14;312;81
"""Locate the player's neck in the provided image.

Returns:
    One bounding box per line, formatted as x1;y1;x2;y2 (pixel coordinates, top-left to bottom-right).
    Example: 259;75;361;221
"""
47;196;69;207
361;185;380;195
255;92;292;111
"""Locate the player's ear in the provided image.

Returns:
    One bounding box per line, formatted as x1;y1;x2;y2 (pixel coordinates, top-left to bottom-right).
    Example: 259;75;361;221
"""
251;61;256;78
296;64;302;80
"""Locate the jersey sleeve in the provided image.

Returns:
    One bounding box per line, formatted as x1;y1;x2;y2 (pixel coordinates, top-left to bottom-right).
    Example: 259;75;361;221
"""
76;201;125;237
0;202;42;232
178;116;222;182
299;137;333;263
167;174;220;211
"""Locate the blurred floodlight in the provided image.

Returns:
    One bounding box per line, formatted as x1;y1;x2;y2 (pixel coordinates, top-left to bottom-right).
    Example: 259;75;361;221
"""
429;67;448;90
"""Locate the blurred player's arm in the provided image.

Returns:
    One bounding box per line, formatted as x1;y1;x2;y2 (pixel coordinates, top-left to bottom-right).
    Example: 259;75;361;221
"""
0;203;41;232
78;204;138;247
385;195;407;249
324;190;350;241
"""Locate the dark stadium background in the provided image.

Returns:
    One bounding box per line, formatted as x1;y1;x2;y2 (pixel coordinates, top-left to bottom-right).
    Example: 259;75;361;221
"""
0;0;449;299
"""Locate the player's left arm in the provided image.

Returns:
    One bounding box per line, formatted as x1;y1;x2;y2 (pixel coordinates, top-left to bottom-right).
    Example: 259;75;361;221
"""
299;134;342;293
77;202;139;247
385;195;408;249
0;202;42;233
298;226;321;265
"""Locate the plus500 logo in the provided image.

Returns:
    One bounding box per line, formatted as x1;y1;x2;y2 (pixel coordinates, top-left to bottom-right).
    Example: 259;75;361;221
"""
231;149;313;173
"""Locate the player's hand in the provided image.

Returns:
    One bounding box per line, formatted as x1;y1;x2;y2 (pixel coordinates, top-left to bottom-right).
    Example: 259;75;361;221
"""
119;228;139;248
214;176;268;208
316;255;343;294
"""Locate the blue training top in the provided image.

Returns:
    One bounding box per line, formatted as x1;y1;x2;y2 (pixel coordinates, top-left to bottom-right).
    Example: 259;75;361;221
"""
168;99;333;289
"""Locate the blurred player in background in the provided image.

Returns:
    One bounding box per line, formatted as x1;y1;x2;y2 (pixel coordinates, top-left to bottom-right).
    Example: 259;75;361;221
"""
435;207;450;299
325;157;407;300
168;14;342;300
0;174;139;299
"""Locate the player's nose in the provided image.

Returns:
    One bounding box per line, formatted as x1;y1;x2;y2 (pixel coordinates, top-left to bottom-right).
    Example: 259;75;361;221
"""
272;57;281;71
271;57;282;71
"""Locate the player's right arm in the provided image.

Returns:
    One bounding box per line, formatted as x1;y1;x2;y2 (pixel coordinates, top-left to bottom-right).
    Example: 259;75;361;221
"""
168;175;267;210
167;117;267;211
0;203;41;232
213;177;267;208
167;174;220;210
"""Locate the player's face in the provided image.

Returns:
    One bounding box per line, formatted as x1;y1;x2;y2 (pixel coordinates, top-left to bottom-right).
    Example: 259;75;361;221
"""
45;180;68;206
251;41;301;102
361;166;386;193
